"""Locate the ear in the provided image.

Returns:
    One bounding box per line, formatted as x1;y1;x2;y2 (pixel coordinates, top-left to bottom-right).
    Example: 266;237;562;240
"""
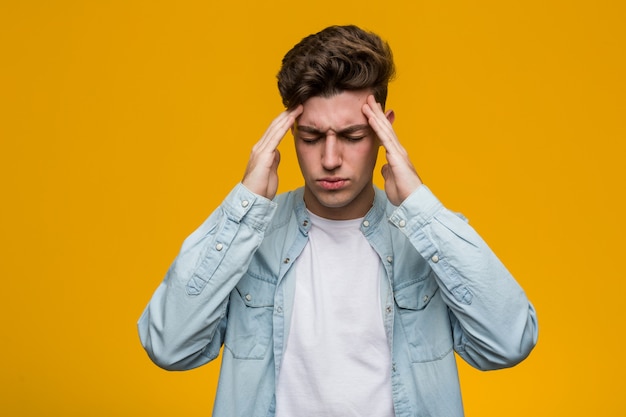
385;109;395;124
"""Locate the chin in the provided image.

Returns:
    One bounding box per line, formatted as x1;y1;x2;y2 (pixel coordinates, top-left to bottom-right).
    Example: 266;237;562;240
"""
315;190;353;206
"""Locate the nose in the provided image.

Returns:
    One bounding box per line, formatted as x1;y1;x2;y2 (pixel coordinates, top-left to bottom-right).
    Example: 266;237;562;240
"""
321;134;342;171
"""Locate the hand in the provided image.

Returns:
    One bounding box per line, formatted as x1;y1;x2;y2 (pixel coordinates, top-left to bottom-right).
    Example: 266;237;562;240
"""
242;105;303;200
362;95;422;206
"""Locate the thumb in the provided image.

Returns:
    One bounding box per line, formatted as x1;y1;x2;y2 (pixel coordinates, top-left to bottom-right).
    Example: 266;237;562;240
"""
381;163;391;180
272;149;281;170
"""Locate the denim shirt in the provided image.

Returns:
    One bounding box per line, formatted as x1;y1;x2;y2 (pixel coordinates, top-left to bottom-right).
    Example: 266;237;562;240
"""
138;183;538;417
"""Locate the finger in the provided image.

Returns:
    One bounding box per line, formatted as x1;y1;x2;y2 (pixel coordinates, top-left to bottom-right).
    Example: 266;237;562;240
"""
363;96;395;138
257;105;303;152
270;105;302;148
362;96;405;155
253;111;292;153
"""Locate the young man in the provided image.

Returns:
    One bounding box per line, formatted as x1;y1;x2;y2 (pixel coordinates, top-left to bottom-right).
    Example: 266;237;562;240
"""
138;25;538;417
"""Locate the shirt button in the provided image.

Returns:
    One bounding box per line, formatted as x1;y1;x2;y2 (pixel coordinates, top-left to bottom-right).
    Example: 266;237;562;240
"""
215;243;224;251
302;220;309;227
431;254;439;263
386;305;392;314
423;295;430;303
241;200;249;208
363;220;370;227
283;258;290;264
386;256;393;263
245;294;252;301
276;306;283;314
398;219;406;228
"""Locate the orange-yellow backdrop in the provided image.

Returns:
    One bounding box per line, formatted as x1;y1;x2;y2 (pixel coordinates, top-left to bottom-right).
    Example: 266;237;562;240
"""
2;1;624;416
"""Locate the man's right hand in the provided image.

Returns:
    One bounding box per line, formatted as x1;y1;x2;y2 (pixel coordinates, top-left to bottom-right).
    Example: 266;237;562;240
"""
242;105;303;200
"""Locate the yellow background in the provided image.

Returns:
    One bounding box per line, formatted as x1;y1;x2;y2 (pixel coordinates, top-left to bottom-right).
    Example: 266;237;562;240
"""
1;1;624;415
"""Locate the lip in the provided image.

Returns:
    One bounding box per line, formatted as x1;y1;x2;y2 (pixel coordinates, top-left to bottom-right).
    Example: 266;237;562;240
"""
317;177;348;190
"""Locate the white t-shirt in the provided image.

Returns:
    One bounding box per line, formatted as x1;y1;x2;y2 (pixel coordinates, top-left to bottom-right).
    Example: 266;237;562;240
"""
275;211;394;417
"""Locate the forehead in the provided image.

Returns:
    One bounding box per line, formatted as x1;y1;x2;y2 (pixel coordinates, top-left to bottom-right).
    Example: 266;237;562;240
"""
297;90;371;130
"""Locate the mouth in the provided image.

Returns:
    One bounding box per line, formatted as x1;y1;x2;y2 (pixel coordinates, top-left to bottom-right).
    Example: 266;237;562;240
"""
317;177;348;190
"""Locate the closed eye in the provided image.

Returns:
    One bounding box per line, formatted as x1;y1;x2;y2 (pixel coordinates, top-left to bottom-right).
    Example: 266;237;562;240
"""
343;135;366;142
295;124;371;144
299;135;322;144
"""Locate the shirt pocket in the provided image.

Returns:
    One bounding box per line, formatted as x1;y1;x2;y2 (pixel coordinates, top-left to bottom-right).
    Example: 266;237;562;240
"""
393;273;453;363
224;274;276;360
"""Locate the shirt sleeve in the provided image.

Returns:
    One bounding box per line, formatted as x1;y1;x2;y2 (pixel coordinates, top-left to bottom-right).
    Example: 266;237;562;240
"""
388;185;538;370
137;183;277;370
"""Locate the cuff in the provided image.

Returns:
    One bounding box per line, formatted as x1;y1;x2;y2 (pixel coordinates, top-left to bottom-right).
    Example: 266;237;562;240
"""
222;183;278;231
388;185;444;233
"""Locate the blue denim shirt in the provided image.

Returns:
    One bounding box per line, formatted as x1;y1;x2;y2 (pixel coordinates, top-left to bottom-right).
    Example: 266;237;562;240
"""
138;183;538;417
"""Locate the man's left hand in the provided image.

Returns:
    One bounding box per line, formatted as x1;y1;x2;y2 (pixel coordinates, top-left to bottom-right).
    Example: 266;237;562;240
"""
362;95;422;206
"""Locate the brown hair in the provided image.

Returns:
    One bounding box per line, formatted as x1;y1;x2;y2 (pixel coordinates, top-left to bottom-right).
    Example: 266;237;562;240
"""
277;25;395;109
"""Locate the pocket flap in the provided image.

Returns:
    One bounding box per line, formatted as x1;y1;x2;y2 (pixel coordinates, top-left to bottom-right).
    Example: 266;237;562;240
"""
394;274;439;310
235;276;275;308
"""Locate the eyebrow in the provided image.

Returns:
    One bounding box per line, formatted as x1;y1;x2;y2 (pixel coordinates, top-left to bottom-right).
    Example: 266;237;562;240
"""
296;124;371;135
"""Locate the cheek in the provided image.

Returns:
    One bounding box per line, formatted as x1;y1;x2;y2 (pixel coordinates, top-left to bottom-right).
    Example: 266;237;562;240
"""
353;142;379;167
294;144;314;172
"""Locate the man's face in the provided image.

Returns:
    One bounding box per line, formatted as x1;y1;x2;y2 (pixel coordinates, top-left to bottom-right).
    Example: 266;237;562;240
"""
293;90;381;220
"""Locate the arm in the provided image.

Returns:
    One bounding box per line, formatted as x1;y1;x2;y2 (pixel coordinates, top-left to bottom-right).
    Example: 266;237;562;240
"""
390;186;538;369
137;106;302;370
363;96;538;369
137;185;277;370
